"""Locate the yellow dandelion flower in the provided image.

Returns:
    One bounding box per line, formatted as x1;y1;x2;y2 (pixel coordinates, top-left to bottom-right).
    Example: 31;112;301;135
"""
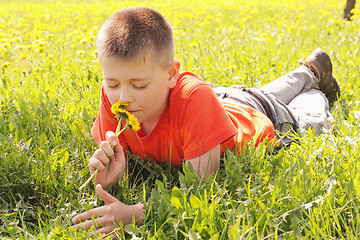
87;35;96;41
1;43;10;49
10;37;21;43
16;45;27;50
111;101;140;134
33;67;42;71
37;41;46;47
32;40;39;45
74;35;82;42
21;53;29;59
32;39;46;47
111;101;128;114
76;50;85;55
92;50;98;58
127;114;140;131
118;108;131;121
46;34;54;39
111;102;129;121
1;62;10;68
34;33;42;40
46;54;54;59
79;38;87;44
67;31;77;38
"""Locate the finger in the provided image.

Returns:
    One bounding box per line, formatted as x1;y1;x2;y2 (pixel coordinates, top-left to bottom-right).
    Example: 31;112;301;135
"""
105;131;118;147
96;184;119;205
72;216;109;231
89;226;115;238
99;141;115;161
72;212;95;225
88;153;107;172
72;206;105;224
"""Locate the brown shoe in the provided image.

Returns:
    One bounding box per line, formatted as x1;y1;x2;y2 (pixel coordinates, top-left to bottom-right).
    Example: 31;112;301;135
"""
301;48;340;105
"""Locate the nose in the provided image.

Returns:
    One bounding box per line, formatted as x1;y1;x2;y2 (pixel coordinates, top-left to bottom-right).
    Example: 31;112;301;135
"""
118;87;134;103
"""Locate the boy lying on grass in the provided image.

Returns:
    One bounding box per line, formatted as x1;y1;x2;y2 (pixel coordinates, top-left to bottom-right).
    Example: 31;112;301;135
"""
72;7;340;236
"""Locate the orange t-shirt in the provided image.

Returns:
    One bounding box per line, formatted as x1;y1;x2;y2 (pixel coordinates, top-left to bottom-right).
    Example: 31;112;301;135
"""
91;72;275;166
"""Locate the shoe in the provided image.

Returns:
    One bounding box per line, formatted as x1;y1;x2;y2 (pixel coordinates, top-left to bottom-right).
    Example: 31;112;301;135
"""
301;48;340;105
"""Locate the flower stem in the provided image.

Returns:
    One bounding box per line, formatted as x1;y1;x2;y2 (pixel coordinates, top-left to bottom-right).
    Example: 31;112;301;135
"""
115;123;128;138
79;169;98;190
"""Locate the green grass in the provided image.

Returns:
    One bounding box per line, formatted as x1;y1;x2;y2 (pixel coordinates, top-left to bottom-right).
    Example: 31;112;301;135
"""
1;0;360;239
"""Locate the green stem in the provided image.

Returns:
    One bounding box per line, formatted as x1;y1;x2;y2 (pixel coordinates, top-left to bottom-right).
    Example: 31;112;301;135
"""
115;123;128;138
79;169;98;190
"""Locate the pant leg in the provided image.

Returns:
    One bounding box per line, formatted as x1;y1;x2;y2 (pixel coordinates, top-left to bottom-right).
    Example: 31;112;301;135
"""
288;89;332;134
259;65;332;143
212;85;267;115
260;65;319;105
212;84;299;147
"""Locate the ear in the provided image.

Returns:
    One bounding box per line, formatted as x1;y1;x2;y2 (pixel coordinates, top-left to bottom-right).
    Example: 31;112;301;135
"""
167;60;180;89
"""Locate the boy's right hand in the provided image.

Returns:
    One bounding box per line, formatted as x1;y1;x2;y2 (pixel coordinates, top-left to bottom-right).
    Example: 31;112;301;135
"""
88;131;126;188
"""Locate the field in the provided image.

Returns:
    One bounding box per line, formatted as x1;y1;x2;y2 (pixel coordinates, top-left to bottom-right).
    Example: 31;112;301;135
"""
1;0;360;239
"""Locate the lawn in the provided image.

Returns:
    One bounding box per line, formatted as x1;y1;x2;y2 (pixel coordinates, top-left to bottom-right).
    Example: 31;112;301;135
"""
1;0;360;239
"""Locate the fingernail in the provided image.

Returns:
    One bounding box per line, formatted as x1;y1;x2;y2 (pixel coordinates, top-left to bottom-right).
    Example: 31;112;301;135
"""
111;140;117;146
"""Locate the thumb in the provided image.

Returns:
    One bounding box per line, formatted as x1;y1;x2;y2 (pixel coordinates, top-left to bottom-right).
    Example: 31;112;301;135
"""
95;184;118;205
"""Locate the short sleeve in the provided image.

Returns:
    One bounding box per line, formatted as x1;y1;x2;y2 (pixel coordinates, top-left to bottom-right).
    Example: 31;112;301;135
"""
181;83;238;160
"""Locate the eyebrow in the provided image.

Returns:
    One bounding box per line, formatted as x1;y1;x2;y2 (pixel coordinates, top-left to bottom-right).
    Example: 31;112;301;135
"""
130;78;147;81
105;78;147;82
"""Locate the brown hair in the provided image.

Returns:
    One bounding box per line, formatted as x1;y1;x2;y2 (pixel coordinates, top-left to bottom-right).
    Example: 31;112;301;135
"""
97;7;174;68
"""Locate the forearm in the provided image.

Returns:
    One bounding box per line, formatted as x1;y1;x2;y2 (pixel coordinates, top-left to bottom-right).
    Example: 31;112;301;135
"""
185;144;220;179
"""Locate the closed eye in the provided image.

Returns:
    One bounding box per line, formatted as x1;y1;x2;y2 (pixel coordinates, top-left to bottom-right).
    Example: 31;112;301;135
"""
132;84;147;89
107;84;119;89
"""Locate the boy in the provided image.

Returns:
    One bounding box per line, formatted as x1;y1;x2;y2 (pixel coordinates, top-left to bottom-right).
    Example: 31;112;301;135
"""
72;7;340;236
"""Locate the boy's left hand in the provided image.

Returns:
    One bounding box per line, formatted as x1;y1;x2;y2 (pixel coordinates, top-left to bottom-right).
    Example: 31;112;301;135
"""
72;184;143;237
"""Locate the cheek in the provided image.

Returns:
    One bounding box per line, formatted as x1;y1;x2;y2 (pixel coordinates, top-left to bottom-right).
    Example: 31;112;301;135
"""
106;91;119;105
148;90;169;109
135;92;153;108
136;90;165;109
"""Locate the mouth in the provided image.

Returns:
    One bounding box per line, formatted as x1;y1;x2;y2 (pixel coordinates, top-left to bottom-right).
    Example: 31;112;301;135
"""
127;110;138;114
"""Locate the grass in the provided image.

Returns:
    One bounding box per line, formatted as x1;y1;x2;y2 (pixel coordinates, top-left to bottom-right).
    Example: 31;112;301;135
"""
1;0;360;238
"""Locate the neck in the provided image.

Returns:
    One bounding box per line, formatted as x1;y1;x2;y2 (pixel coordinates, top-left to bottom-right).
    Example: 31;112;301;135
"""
141;121;157;136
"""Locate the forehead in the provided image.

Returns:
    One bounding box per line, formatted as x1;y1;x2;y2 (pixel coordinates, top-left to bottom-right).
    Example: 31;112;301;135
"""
100;55;164;81
100;52;155;69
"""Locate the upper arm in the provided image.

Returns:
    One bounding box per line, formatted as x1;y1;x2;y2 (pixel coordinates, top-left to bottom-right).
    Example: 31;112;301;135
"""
185;144;220;179
181;84;237;160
